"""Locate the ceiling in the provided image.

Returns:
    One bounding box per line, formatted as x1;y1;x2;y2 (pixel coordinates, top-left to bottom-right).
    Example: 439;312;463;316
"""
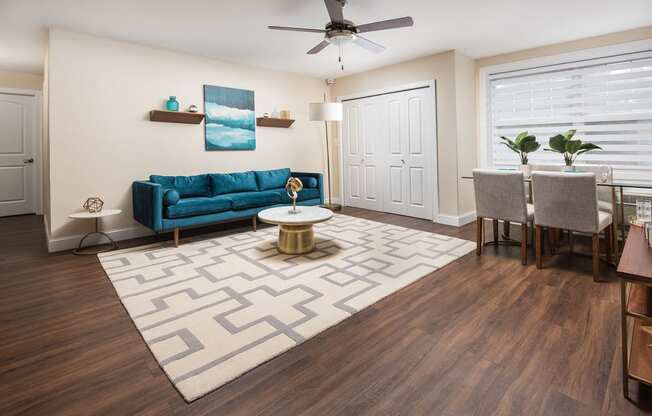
1;0;651;78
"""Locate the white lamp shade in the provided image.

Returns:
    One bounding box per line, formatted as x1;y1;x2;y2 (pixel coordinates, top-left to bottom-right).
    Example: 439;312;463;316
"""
309;102;343;121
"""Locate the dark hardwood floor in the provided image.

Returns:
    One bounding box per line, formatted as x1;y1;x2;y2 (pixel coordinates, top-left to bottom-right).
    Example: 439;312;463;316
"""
1;208;651;415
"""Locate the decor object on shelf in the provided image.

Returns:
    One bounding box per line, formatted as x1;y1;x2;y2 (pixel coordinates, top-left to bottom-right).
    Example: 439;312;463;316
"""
165;96;179;112
545;129;602;170
83;196;104;213
132;169;323;247
309;95;343;210
499;131;539;177
69;208;122;255
285;177;303;213
280;110;290;119
187;104;198;113
256;117;295;128
203;85;255;150
149;110;205;124
98;214;474;402
263;112;270;118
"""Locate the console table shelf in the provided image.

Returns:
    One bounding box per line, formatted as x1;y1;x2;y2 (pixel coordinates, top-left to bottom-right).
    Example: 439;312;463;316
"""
618;226;652;399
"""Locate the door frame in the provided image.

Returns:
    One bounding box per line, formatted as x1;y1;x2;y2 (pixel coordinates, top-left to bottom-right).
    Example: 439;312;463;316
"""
336;80;439;221
0;87;43;216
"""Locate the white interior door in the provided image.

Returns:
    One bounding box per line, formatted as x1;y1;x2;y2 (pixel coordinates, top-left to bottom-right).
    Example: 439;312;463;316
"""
0;93;36;217
341;85;436;220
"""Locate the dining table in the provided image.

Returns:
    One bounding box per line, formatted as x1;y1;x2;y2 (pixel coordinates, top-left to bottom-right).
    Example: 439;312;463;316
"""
461;173;652;259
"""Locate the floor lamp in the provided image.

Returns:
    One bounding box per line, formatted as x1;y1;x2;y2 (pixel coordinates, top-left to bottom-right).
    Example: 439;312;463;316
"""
309;96;343;211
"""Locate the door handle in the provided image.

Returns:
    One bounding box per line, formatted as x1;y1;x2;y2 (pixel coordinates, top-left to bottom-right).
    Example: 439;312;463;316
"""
23;158;34;164
401;159;406;164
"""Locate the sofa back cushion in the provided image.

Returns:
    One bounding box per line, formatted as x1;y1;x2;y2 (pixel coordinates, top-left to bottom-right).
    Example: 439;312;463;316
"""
255;168;291;191
209;171;258;196
149;174;210;198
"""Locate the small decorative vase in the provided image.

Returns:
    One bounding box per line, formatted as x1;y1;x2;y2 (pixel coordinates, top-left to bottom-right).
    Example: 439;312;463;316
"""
166;96;179;112
562;165;576;172
519;164;532;178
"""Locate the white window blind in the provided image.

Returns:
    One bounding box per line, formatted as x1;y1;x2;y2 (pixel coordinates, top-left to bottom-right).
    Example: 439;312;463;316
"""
487;50;652;185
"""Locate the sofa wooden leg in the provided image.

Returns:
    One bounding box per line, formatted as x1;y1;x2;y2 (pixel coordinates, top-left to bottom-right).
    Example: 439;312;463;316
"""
535;225;543;269
476;217;483;256
521;222;527;265
592;233;601;282
174;228;179;247
252;216;257;232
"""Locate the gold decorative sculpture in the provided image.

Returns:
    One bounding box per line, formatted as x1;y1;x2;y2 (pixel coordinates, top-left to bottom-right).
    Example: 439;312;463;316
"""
83;196;104;213
285;177;303;214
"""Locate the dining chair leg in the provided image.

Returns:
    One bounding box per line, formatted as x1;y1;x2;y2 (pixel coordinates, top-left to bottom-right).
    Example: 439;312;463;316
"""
531;223;535;247
605;224;613;265
548;227;556;255
504;221;511;238
536;225;543;269
521;222;527;265
476;217;483;256
493;219;499;243
592;233;601;282
569;231;574;255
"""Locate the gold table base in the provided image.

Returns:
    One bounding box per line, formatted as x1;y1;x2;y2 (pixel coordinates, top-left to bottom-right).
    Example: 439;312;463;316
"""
278;224;315;254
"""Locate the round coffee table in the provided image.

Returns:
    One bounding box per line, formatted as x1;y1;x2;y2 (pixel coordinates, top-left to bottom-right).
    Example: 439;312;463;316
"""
68;208;122;255
258;206;333;254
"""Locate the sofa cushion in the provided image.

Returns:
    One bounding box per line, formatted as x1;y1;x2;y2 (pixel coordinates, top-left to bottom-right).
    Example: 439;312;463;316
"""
209;171;258;196
150;174;210;198
163;189;180;206
225;191;281;210
255;168;291;191
164;196;232;219
296;176;318;188
272;187;321;204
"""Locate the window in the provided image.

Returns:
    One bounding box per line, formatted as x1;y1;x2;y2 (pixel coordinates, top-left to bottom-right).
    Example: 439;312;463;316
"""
486;49;652;186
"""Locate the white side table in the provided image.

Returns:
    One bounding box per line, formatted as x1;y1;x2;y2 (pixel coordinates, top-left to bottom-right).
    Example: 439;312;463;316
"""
68;209;122;255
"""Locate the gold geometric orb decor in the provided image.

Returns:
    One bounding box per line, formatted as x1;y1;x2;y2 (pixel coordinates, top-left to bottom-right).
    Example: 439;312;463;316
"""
83;196;104;213
285;177;303;214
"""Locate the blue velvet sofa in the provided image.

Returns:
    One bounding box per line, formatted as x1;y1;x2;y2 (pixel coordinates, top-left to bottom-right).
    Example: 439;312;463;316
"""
133;168;323;245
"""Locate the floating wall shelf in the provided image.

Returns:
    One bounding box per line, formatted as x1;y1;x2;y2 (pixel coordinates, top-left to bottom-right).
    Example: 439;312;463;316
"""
150;110;205;124
256;117;295;128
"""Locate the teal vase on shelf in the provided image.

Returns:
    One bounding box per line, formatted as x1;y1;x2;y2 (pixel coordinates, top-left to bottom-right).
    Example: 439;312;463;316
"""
165;96;179;112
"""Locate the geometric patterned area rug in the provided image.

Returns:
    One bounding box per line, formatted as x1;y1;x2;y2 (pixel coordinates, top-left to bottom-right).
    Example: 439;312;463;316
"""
98;214;475;402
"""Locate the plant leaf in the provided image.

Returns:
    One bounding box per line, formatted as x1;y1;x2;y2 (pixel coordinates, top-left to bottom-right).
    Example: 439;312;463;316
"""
548;135;567;153
564;129;577;140
514;131;529;145
579;143;602;151
565;140;583;155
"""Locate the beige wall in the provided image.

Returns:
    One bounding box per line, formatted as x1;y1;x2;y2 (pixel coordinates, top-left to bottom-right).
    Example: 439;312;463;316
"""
0;69;43;91
476;26;652;68
42;46;50;226
331;50;476;218
47;29;327;242
453;52;477;215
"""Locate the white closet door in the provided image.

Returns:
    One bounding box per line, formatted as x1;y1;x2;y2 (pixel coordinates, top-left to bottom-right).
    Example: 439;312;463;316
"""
403;88;434;219
342;86;435;219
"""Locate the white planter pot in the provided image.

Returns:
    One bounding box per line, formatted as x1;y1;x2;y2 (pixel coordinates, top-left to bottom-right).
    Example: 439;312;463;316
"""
519;164;532;178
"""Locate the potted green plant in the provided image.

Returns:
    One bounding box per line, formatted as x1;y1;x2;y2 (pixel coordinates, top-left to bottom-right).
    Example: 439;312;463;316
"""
499;131;540;177
546;129;602;171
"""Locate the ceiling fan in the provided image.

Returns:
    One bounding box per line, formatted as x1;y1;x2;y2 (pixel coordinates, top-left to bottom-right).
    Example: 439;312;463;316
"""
268;0;414;70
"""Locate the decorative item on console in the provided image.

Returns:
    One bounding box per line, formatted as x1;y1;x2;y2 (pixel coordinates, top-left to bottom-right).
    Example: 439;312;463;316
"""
83;197;104;213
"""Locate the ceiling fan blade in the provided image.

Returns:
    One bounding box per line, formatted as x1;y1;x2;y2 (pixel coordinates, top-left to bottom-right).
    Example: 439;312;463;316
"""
307;40;331;55
352;35;386;54
355;17;414;33
268;26;326;33
324;0;344;24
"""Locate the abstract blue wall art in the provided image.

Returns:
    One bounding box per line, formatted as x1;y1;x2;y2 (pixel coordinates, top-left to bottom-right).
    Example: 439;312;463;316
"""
203;85;256;151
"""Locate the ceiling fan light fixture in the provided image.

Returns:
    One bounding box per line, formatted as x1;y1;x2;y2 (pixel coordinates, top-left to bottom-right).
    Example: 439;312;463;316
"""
327;31;355;47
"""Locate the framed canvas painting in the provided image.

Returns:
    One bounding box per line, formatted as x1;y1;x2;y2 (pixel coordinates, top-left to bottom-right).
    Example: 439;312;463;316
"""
203;85;255;150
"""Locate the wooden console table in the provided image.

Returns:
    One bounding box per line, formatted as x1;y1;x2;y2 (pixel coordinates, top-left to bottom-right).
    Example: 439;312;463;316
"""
618;226;652;398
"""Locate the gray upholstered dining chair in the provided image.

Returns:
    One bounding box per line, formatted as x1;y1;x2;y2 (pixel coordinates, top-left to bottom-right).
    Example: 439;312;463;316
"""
473;169;534;265
531;172;613;281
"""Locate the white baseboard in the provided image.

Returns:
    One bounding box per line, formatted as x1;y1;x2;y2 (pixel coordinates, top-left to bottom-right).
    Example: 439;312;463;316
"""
47;225;155;253
433;211;476;227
